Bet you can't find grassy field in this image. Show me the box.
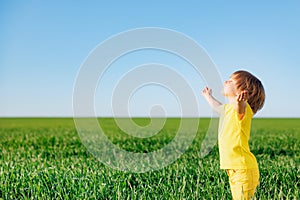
[1,118,299,199]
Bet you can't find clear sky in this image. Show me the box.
[1,1,300,117]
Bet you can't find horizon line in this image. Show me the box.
[1,116,299,119]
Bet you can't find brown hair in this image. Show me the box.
[231,70,265,114]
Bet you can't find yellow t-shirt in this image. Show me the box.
[218,103,258,169]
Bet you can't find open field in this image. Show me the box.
[1,118,299,199]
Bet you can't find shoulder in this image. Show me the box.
[222,104,233,111]
[246,102,254,116]
[238,102,254,122]
[219,104,233,116]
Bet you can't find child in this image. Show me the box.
[202,70,265,200]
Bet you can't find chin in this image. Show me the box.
[221,90,226,96]
[222,92,230,97]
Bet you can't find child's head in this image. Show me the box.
[231,70,265,114]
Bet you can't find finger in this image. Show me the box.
[244,91,249,99]
[237,93,242,101]
[240,93,246,101]
[203,87,209,92]
[242,90,248,101]
[240,94,244,101]
[237,92,245,102]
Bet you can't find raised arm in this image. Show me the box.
[202,87,222,114]
[235,90,248,120]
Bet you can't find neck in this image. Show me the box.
[226,96,237,104]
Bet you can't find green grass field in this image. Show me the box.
[1,118,299,199]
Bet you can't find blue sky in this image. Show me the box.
[1,1,300,117]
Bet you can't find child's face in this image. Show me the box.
[222,78,238,97]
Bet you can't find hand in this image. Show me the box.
[202,87,212,97]
[237,90,249,102]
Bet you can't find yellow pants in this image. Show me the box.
[226,168,259,200]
